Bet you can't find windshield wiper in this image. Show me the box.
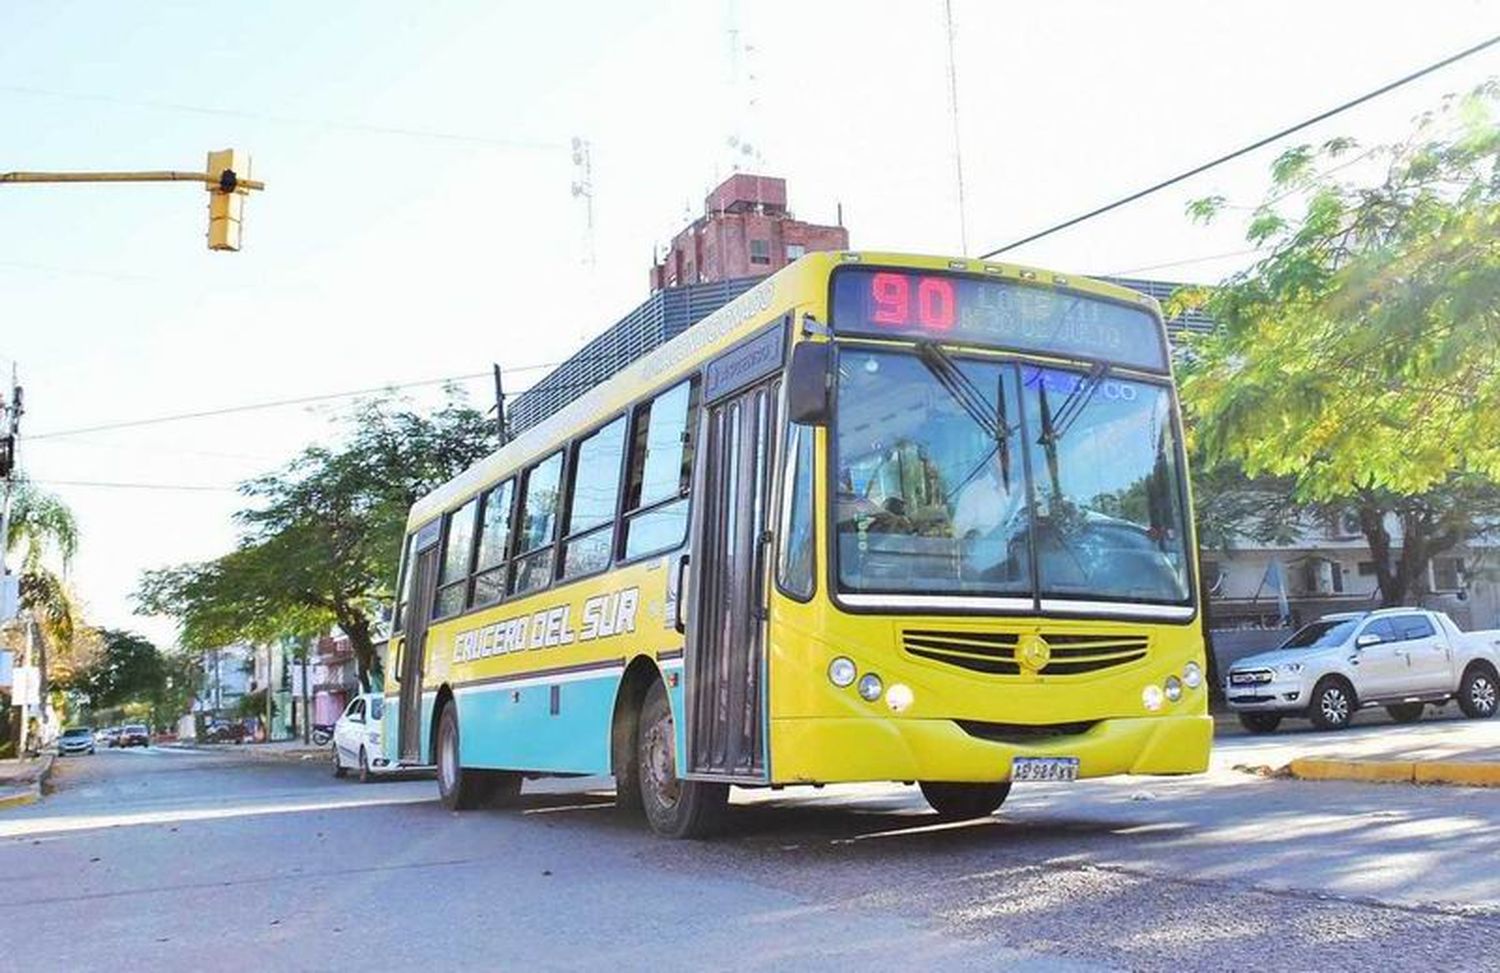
[916,343,1013,491]
[1047,361,1110,442]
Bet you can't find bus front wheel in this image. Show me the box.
[437,702,521,810]
[919,781,1012,820]
[638,680,727,839]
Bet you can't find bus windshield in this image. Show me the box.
[834,347,1192,605]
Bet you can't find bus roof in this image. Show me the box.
[405,251,1162,529]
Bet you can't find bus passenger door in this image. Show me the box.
[684,379,778,781]
[399,539,440,764]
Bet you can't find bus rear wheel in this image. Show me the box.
[919,781,1012,820]
[436,702,522,810]
[638,680,727,839]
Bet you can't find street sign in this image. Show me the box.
[10,664,38,706]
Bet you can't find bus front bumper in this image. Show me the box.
[769,713,1212,785]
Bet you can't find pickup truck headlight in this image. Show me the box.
[1278,663,1304,674]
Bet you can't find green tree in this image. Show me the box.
[1179,83,1500,606]
[3,476,82,709]
[138,391,495,688]
[67,629,164,711]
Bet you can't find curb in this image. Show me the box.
[1288,757,1500,788]
[0,753,55,810]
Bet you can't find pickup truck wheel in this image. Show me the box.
[1309,677,1355,730]
[1457,664,1498,719]
[1237,713,1282,734]
[1385,702,1425,724]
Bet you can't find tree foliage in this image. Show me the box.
[138,391,496,687]
[1179,84,1500,605]
[2,476,83,697]
[66,629,163,711]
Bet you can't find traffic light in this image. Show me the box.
[205,149,251,251]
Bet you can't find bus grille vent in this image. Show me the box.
[901,630,1147,676]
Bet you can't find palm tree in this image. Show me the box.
[3,477,79,717]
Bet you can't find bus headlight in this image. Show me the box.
[858,673,883,702]
[885,683,914,713]
[828,657,857,688]
[1164,676,1183,703]
[1142,684,1165,712]
[1182,662,1203,689]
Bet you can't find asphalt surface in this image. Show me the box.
[2,730,1497,973]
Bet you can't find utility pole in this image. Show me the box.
[0,151,266,251]
[1,369,23,755]
[491,364,509,447]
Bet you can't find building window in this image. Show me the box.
[785,243,806,261]
[749,239,771,265]
[1357,560,1378,577]
[1432,556,1465,591]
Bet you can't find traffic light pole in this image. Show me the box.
[0,170,264,189]
[0,151,266,251]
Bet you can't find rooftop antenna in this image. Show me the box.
[570,135,596,342]
[943,0,969,254]
[724,0,763,174]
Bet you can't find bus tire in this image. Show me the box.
[919,781,1012,820]
[437,702,502,811]
[638,680,727,839]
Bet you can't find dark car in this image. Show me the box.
[118,724,150,748]
[202,719,246,744]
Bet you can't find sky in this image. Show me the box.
[2,0,1497,648]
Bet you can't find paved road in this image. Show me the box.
[2,736,1497,972]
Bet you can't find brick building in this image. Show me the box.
[648,173,848,292]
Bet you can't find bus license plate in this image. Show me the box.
[1011,757,1079,782]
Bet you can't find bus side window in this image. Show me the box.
[777,423,816,599]
[511,451,564,595]
[470,478,515,608]
[393,533,415,632]
[621,379,699,560]
[434,498,478,619]
[561,416,627,579]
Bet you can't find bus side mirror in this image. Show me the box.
[786,342,832,426]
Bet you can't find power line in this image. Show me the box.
[1099,247,1269,278]
[30,479,237,493]
[977,32,1500,259]
[25,352,636,440]
[0,83,566,152]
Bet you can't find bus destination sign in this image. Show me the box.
[830,268,1167,372]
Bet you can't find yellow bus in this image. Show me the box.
[385,251,1211,837]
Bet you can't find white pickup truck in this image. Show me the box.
[1225,608,1500,732]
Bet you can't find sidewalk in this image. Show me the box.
[0,753,55,809]
[167,738,329,762]
[1214,708,1500,787]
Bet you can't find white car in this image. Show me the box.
[331,694,393,782]
[1226,608,1500,732]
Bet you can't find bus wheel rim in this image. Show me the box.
[644,708,680,809]
[440,721,457,792]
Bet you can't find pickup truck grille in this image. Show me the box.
[901,629,1148,676]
